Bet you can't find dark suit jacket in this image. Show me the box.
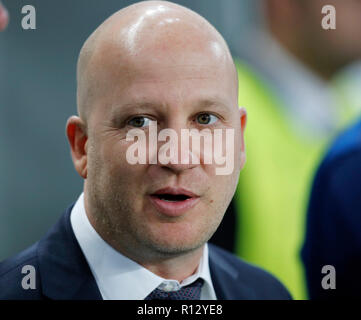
[0,204,292,300]
[301,119,361,299]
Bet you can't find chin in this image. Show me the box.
[143,225,211,255]
[148,239,204,257]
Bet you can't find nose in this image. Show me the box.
[156,121,201,173]
[159,149,199,173]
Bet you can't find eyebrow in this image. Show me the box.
[110,98,232,119]
[196,98,232,112]
[109,102,161,120]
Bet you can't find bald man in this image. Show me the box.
[0,1,291,300]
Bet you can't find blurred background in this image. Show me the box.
[1,0,361,300]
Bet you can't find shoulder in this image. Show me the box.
[0,242,43,300]
[321,119,361,172]
[328,119,361,157]
[312,119,361,205]
[304,119,361,247]
[208,244,292,300]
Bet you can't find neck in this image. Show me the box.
[106,234,205,282]
[141,246,204,282]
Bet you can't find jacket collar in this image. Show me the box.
[37,204,102,300]
[208,244,257,300]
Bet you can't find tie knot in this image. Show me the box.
[145,278,204,300]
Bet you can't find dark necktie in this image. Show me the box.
[145,278,204,300]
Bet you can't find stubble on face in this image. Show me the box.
[84,131,230,262]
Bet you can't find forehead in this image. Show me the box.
[85,12,238,121]
[104,60,236,118]
[108,38,233,89]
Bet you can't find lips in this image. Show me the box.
[149,187,200,217]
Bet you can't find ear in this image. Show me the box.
[239,107,247,169]
[66,116,88,179]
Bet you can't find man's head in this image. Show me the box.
[67,1,246,263]
[266,0,361,79]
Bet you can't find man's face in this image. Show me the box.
[82,26,244,259]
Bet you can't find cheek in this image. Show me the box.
[212,174,237,204]
[206,127,241,178]
[88,136,143,185]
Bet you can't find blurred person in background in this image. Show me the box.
[301,117,361,299]
[0,1,8,31]
[229,0,361,299]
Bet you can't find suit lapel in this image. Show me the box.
[37,204,102,300]
[208,244,257,300]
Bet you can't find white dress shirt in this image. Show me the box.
[70,193,217,300]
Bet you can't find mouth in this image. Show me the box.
[152,194,192,202]
[148,187,200,217]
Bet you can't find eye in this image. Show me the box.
[128,116,152,128]
[196,113,219,125]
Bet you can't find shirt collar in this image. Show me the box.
[70,193,216,300]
